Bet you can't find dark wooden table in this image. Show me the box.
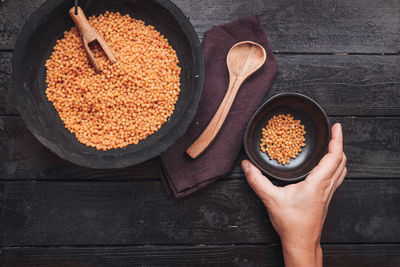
[1,0,399,266]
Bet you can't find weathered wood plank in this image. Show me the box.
[0,53,14,114]
[177,0,400,53]
[2,53,399,116]
[1,245,399,267]
[269,55,400,116]
[323,245,400,267]
[1,116,399,180]
[0,0,43,50]
[1,180,399,246]
[333,117,400,178]
[1,0,399,53]
[0,117,160,180]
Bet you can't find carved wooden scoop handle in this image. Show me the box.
[69,6,117,73]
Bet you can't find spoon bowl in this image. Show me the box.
[227,41,267,77]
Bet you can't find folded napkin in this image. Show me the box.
[160,15,278,198]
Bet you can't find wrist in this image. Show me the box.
[281,241,322,267]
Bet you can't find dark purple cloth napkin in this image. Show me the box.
[160,15,278,198]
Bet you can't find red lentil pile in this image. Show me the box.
[45,11,181,150]
[260,114,306,165]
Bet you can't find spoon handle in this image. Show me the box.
[186,76,243,159]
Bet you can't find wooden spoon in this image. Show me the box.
[186,41,267,159]
[69,6,117,73]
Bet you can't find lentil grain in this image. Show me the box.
[259,114,306,165]
[46,12,181,150]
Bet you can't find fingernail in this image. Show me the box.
[242,160,250,172]
[336,123,342,130]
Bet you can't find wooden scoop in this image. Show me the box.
[186,41,267,159]
[69,6,117,73]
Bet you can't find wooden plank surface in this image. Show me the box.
[1,0,400,264]
[2,52,399,116]
[1,245,400,267]
[1,116,399,180]
[0,117,160,180]
[269,55,400,116]
[1,180,399,246]
[1,0,399,53]
[0,53,13,115]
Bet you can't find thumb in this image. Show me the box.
[242,160,278,204]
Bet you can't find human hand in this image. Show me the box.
[241,123,346,267]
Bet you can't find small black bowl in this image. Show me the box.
[244,93,330,182]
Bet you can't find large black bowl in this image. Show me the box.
[244,93,330,182]
[12,0,204,169]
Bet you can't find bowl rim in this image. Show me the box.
[243,92,331,182]
[12,0,204,169]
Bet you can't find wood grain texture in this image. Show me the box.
[1,245,400,267]
[1,117,399,180]
[0,117,160,180]
[0,0,43,50]
[0,52,14,114]
[1,180,399,246]
[269,55,400,116]
[1,0,399,263]
[1,53,399,116]
[1,0,399,53]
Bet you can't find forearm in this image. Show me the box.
[282,243,323,267]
